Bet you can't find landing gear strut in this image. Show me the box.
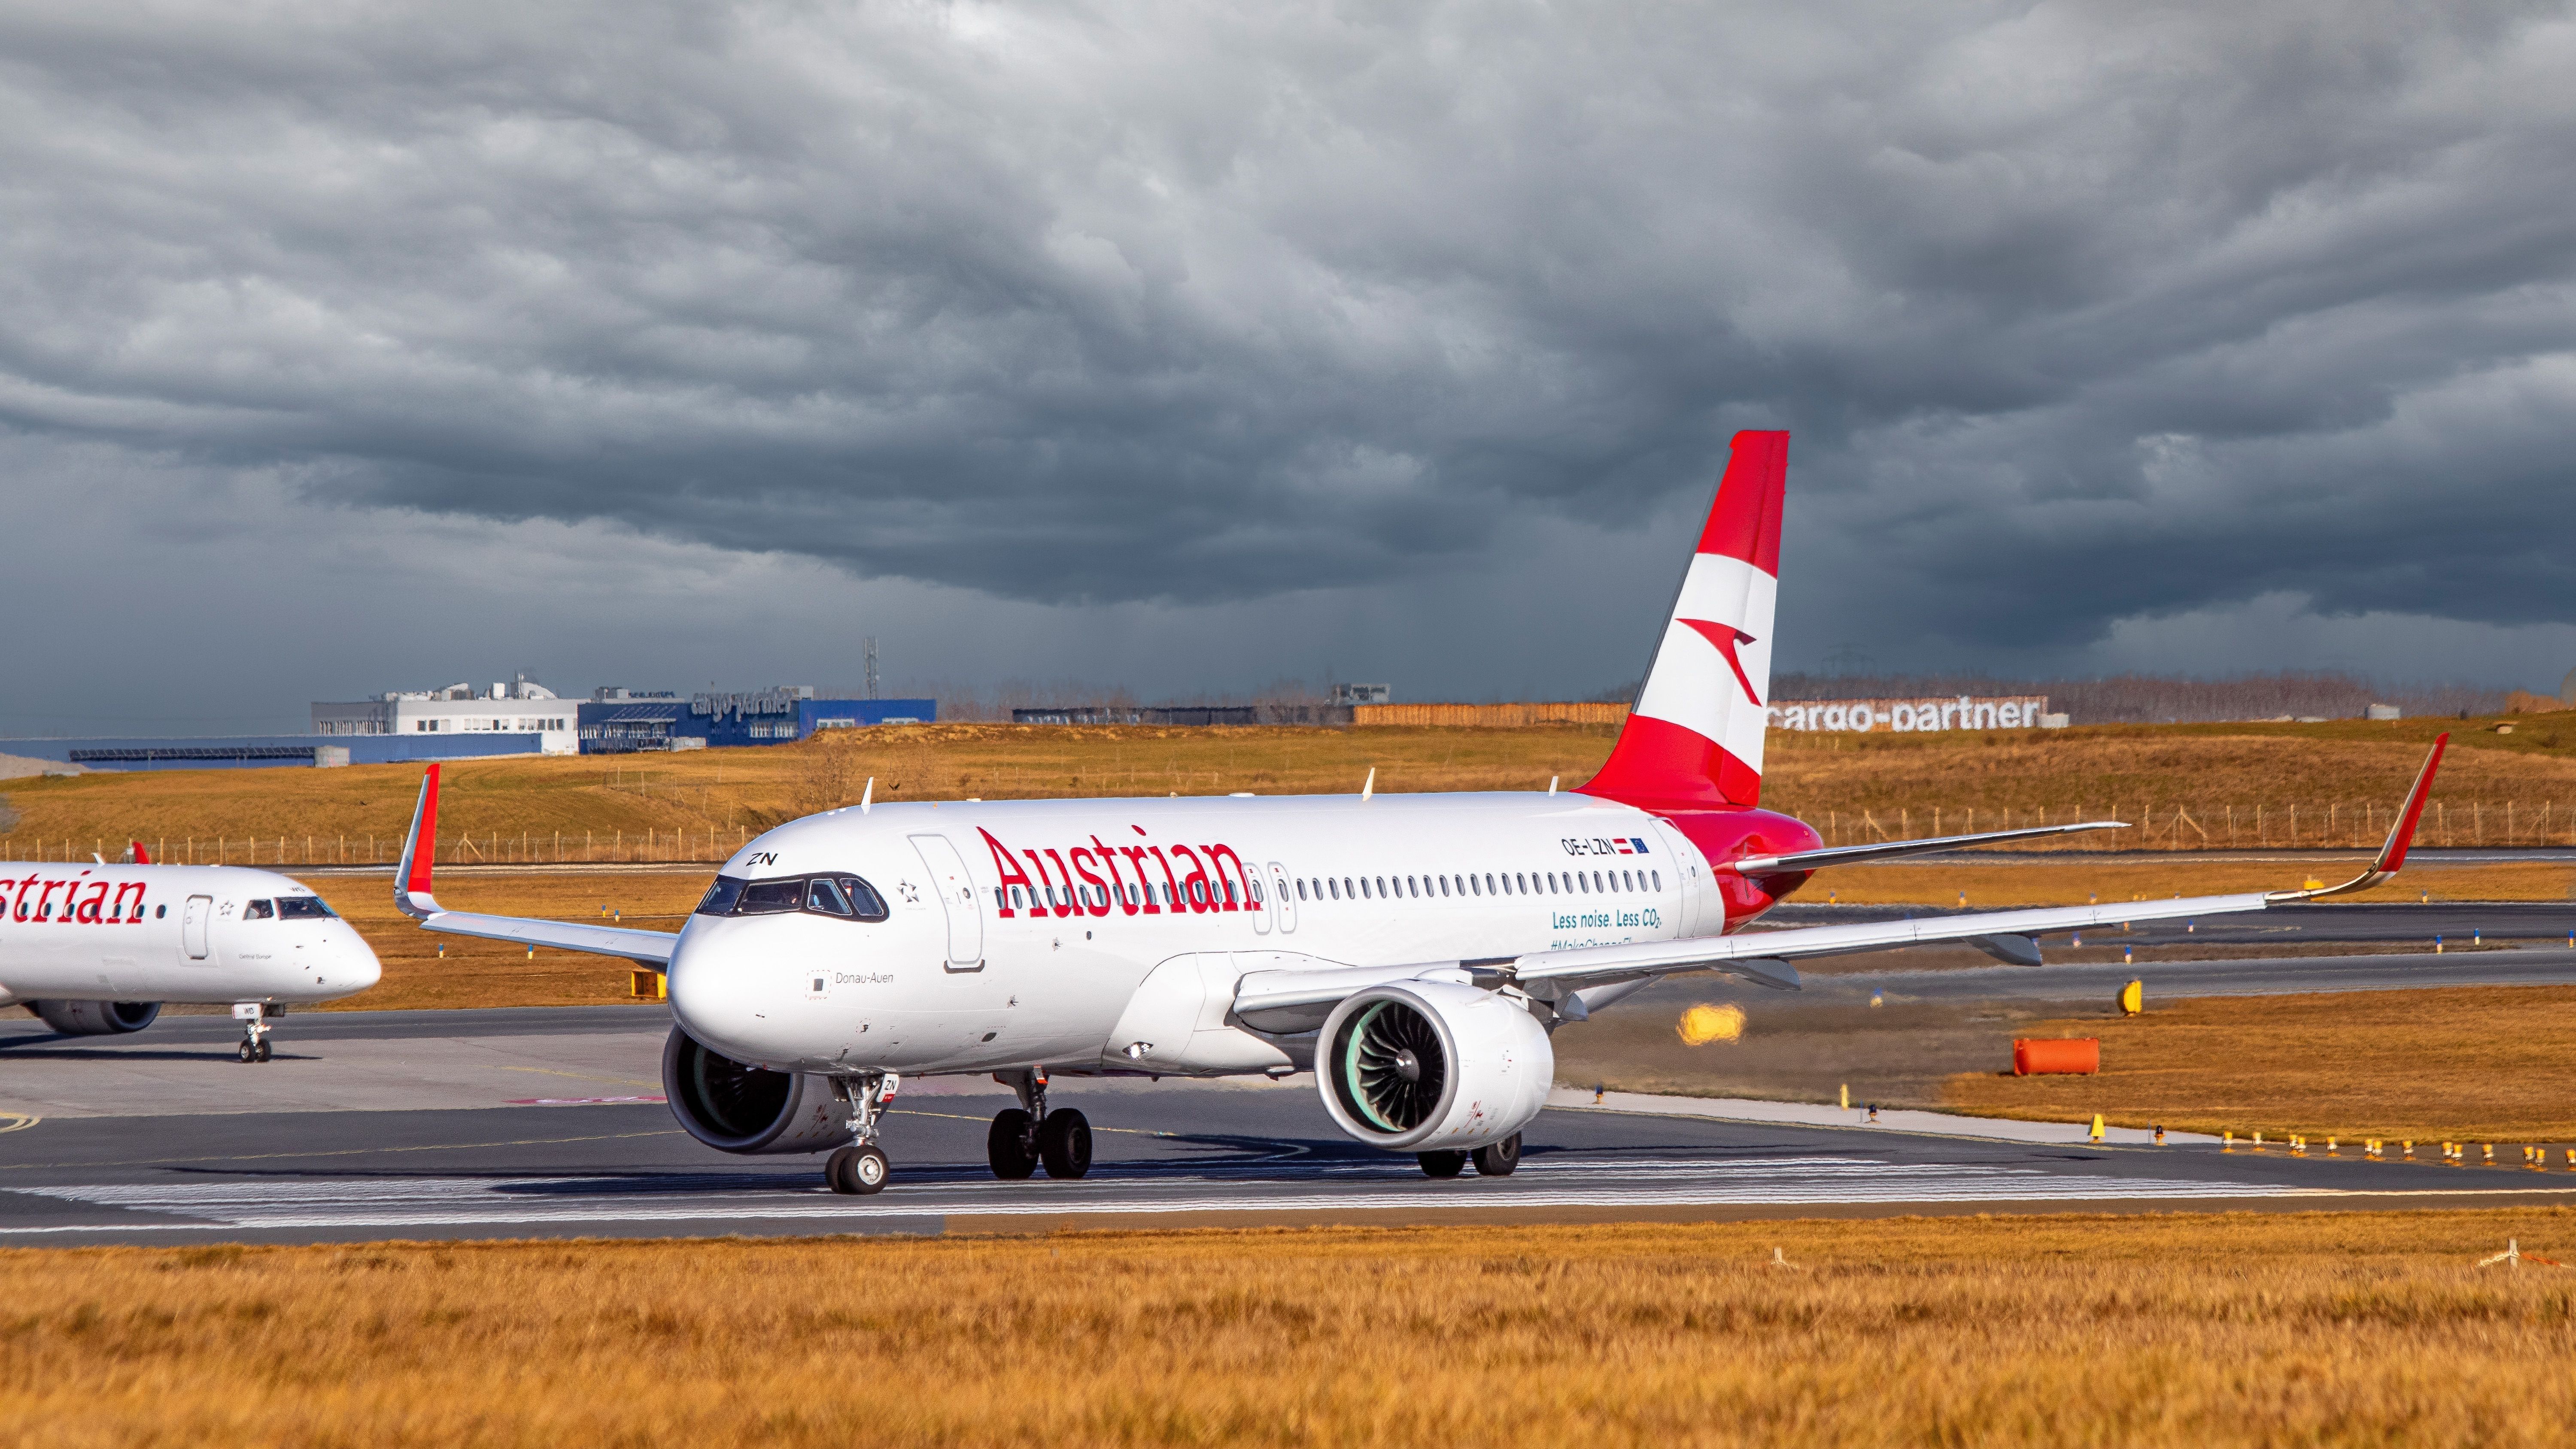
[232,1003,276,1063]
[824,1071,899,1195]
[988,1067,1091,1180]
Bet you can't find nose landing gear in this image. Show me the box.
[823,1071,899,1195]
[987,1067,1091,1180]
[231,1003,277,1063]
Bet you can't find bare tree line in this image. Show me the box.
[828,667,2510,726]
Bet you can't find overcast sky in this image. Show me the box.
[3,1,2572,733]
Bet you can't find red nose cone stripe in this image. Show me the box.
[1576,714,1761,813]
[1692,430,1789,576]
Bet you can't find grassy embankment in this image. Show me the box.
[1557,982,2576,1142]
[6,1213,2575,1447]
[1941,985,2576,1143]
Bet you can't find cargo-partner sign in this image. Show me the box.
[1766,696,2053,733]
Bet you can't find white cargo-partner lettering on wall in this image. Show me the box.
[1766,697,2054,733]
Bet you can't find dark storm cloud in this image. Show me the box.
[1,1,2570,651]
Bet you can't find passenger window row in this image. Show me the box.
[1294,867,1659,903]
[999,871,1262,912]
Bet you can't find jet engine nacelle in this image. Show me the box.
[29,1000,161,1036]
[659,1025,854,1155]
[1316,980,1551,1153]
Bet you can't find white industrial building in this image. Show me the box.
[311,674,579,755]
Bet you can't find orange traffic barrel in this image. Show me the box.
[2013,1038,2101,1076]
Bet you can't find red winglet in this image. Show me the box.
[129,840,150,865]
[2374,732,2448,875]
[394,765,443,919]
[2267,733,2448,903]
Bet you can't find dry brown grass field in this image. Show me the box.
[6,1212,2574,1448]
[1760,718,2576,850]
[0,717,2571,866]
[1941,985,2576,1143]
[1558,983,2576,1141]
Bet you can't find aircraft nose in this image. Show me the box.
[324,925,383,993]
[345,932,384,991]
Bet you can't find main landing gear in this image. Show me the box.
[232,1003,277,1063]
[824,1071,899,1195]
[1417,1132,1522,1179]
[987,1067,1091,1181]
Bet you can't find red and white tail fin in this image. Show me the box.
[1580,430,1787,813]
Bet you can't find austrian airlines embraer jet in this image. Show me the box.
[2,844,382,1060]
[391,430,2447,1195]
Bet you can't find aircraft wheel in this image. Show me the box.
[1038,1108,1092,1180]
[987,1108,1039,1180]
[828,1145,890,1195]
[1471,1132,1522,1176]
[255,1039,273,1063]
[237,1041,256,1064]
[1418,1150,1467,1179]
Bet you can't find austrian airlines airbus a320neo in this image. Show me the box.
[389,430,2448,1194]
[2,844,382,1059]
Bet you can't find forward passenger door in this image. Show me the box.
[181,895,213,961]
[908,835,984,970]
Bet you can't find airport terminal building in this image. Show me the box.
[1,677,936,771]
[579,687,935,753]
[311,676,580,755]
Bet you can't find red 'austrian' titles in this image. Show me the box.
[977,826,1254,919]
[0,872,148,924]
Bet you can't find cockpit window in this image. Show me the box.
[737,879,805,915]
[696,873,889,923]
[242,899,275,920]
[839,876,889,921]
[276,897,336,919]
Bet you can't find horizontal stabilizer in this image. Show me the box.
[1725,819,2126,875]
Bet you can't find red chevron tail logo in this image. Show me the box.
[1681,618,1763,706]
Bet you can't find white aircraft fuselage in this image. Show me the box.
[0,864,381,1012]
[670,790,1716,1078]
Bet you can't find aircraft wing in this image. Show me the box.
[1514,732,2446,997]
[1232,734,2448,1023]
[392,764,681,967]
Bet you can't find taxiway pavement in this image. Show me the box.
[4,1005,2570,1245]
